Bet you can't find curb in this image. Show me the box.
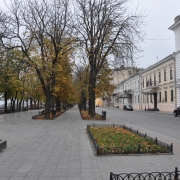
[134,110,172,115]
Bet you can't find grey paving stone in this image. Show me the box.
[9,177,24,180]
[53,177,67,180]
[23,177,39,180]
[38,176,54,180]
[25,172,41,177]
[0,107,180,180]
[40,172,55,177]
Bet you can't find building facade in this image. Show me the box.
[140,54,176,112]
[169,15,180,107]
[102,66,142,107]
[103,15,180,112]
[112,73,141,110]
[112,55,176,112]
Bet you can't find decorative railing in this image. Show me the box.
[87,124,173,156]
[146,81,158,87]
[110,167,179,180]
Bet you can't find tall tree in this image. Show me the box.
[0,0,74,118]
[75,0,144,117]
[95,61,115,99]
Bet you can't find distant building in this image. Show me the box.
[113,73,141,110]
[112,66,143,86]
[102,66,143,107]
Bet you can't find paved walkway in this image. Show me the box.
[0,106,179,180]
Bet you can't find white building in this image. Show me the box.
[140,54,176,112]
[169,15,180,107]
[112,73,141,110]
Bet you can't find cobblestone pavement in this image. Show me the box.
[0,106,179,180]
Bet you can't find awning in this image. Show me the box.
[119,94,132,98]
[112,93,117,96]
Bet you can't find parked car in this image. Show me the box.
[173,106,180,117]
[123,105,133,111]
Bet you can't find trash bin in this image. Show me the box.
[102,110,106,119]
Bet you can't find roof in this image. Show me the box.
[139,54,174,74]
[169,15,180,31]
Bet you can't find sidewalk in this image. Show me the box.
[108,106,173,115]
[0,106,179,180]
[135,109,173,115]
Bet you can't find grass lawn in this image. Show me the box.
[89,126,170,154]
[80,110,104,120]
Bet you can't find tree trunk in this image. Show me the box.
[16,99,19,111]
[37,100,39,109]
[88,73,96,117]
[18,100,22,111]
[44,87,51,119]
[51,96,55,117]
[4,91,7,113]
[81,91,86,110]
[10,99,13,111]
[12,100,15,112]
[30,97,33,109]
[55,98,61,112]
[26,100,29,110]
[34,101,37,109]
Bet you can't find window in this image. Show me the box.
[159,92,161,102]
[150,76,152,86]
[159,72,161,83]
[170,67,173,80]
[135,96,136,103]
[171,90,174,102]
[138,95,139,103]
[165,91,167,102]
[135,82,136,89]
[146,77,148,87]
[154,74,156,86]
[150,94,152,103]
[164,69,166,81]
[143,79,144,88]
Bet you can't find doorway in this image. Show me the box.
[154,93,157,108]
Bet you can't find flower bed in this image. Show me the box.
[87,124,173,155]
[80,110,105,120]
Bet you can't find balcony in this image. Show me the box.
[124,89,133,94]
[146,81,158,89]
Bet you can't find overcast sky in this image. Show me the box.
[130,0,180,68]
[1,0,180,69]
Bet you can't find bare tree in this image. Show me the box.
[73,48,90,110]
[0,0,74,118]
[74,0,145,117]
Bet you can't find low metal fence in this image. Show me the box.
[32,110,45,119]
[110,167,179,180]
[87,124,173,156]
